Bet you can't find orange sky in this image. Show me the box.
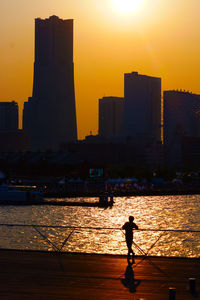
[0,0,200,139]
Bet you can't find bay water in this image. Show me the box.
[0,195,199,257]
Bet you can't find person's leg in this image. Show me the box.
[127,239,135,262]
[129,242,135,263]
[126,239,130,256]
[126,239,133,256]
[130,246,134,255]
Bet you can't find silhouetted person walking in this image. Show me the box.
[122,216,138,260]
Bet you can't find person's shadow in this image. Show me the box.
[121,258,141,293]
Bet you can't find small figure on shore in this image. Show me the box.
[109,192,114,206]
[104,192,109,204]
[122,216,138,260]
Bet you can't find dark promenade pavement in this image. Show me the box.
[0,249,199,300]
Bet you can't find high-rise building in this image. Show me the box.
[0,130,28,152]
[0,101,18,130]
[23,15,77,151]
[124,72,161,143]
[99,96,124,138]
[163,90,200,167]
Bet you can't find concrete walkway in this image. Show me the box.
[0,250,199,300]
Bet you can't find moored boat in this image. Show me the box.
[0,183,43,204]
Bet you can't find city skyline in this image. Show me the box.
[0,0,200,139]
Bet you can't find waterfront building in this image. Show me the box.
[163,90,200,168]
[23,15,77,151]
[181,136,200,170]
[124,71,161,143]
[61,138,163,170]
[0,101,18,130]
[99,96,124,138]
[0,130,28,152]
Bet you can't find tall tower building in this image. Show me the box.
[163,90,200,167]
[23,15,77,151]
[0,101,18,130]
[124,72,161,143]
[99,96,124,138]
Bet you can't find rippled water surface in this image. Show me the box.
[0,195,200,257]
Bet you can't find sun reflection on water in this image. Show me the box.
[0,195,199,257]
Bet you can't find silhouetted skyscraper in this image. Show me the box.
[99,96,124,138]
[163,90,200,167]
[0,101,18,130]
[124,72,161,143]
[23,15,77,151]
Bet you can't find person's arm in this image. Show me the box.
[122,222,126,230]
[133,223,138,230]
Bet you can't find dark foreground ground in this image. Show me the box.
[0,249,199,300]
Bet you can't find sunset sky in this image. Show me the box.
[0,0,200,139]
